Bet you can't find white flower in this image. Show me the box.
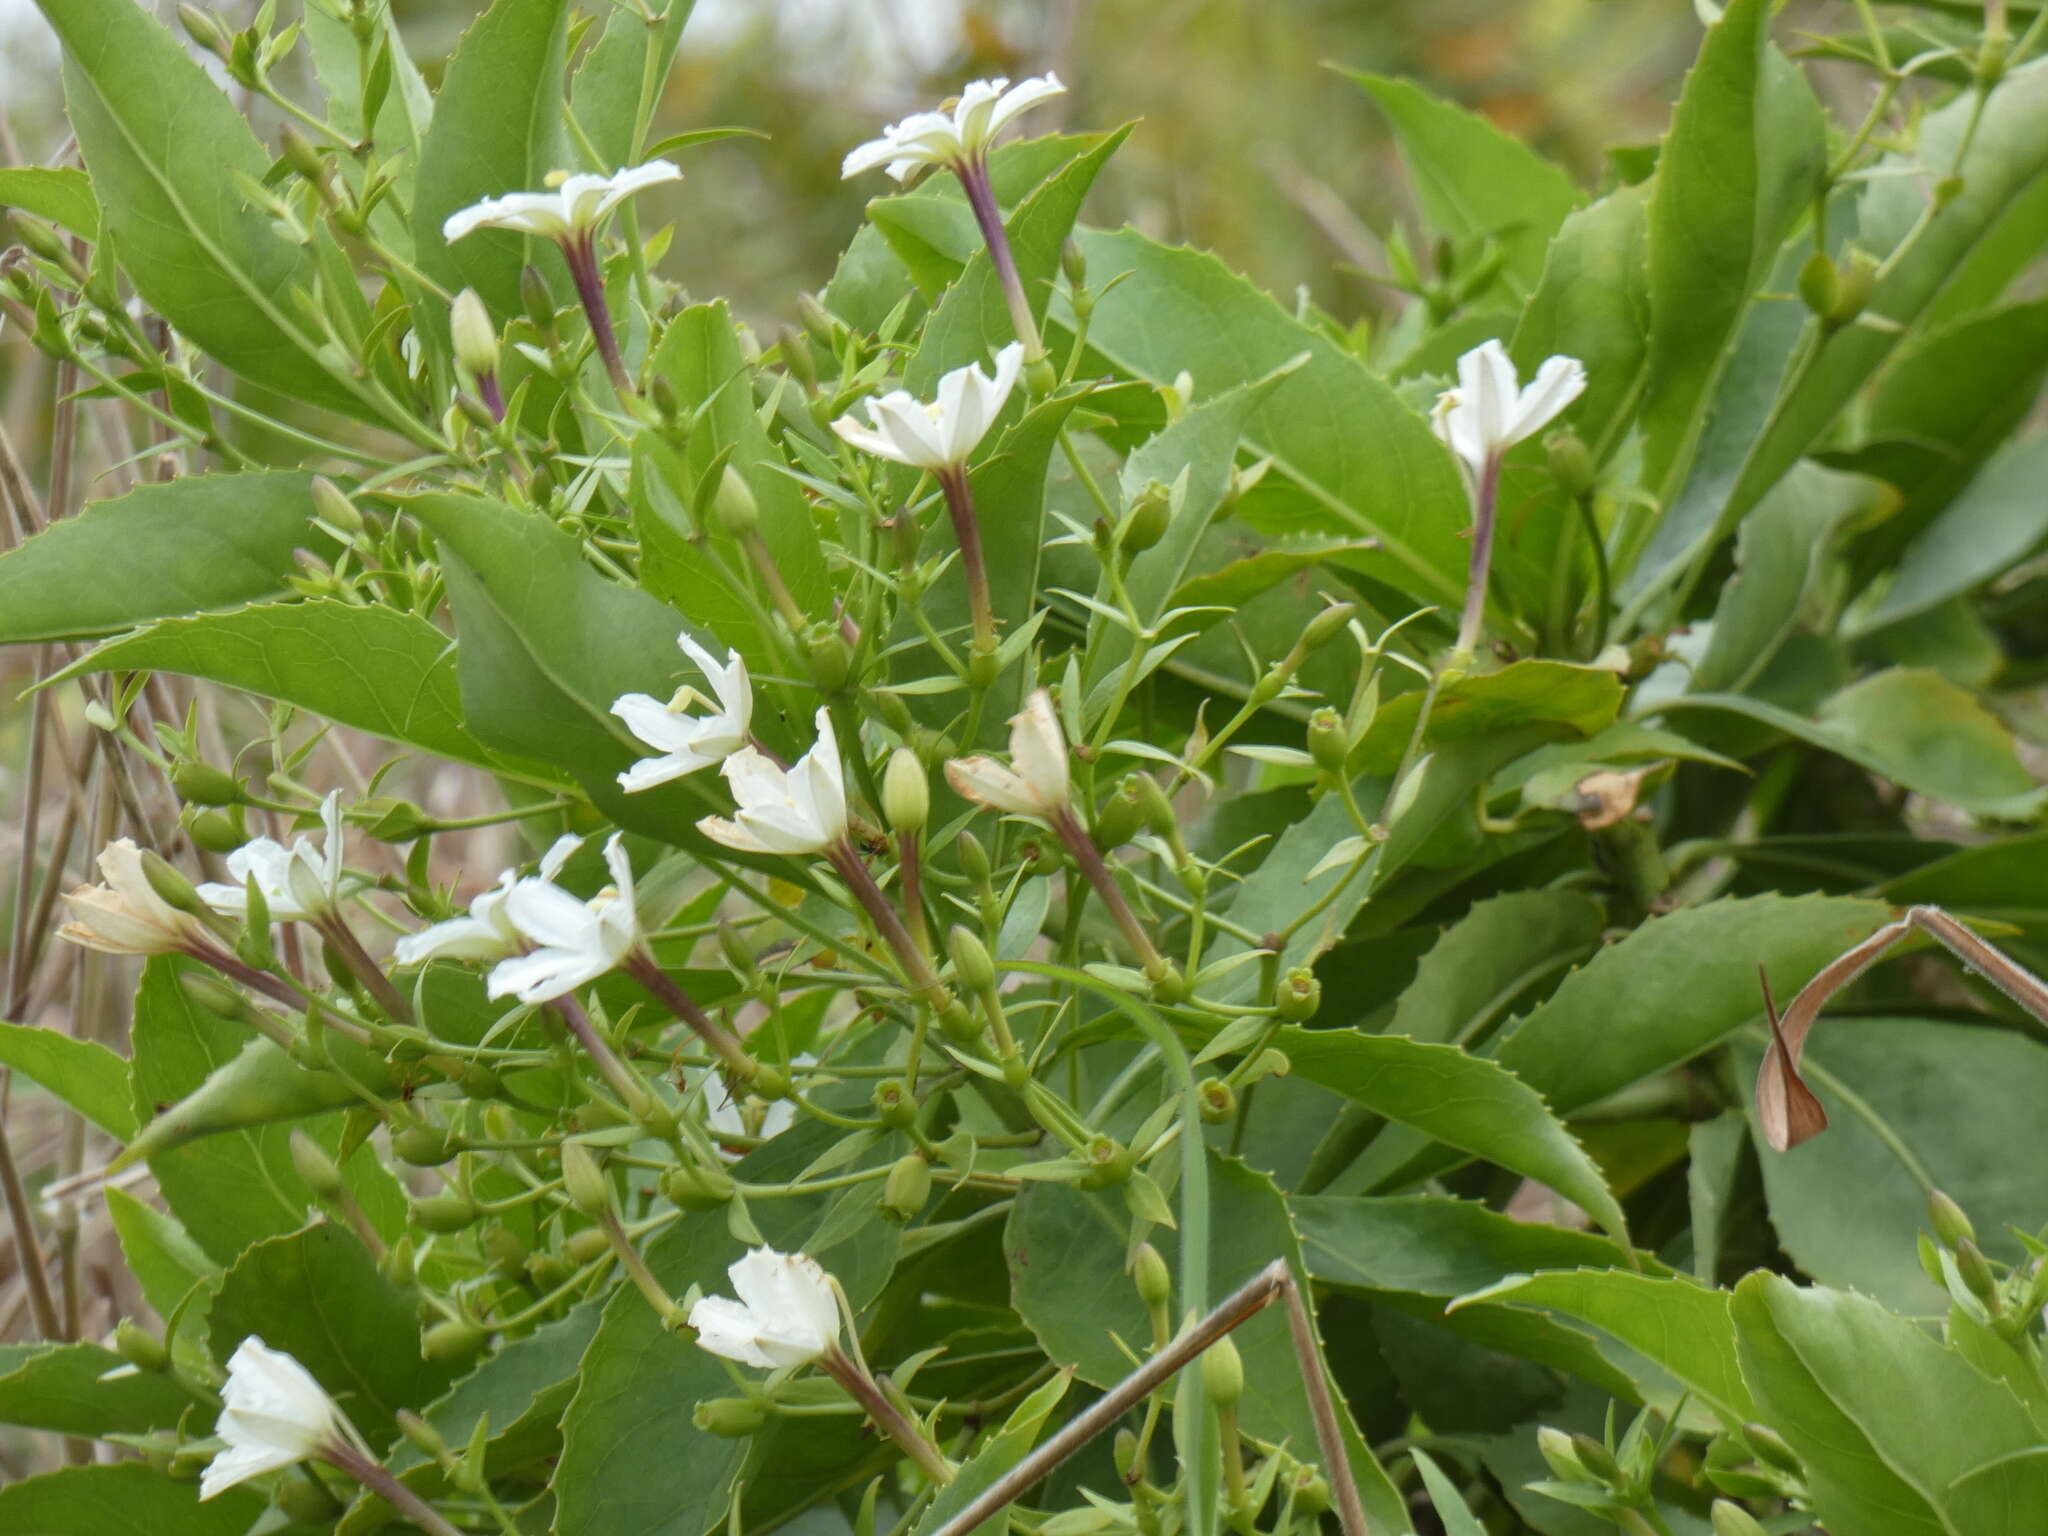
[612,632,753,792]
[486,834,640,1003]
[395,835,581,967]
[442,161,681,245]
[830,344,1024,471]
[944,690,1071,821]
[698,708,849,856]
[1429,339,1586,485]
[196,792,346,922]
[58,839,207,956]
[200,1338,365,1500]
[842,75,1066,182]
[688,1246,841,1369]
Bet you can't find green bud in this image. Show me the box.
[1831,249,1878,326]
[1060,238,1087,290]
[796,291,837,347]
[358,796,432,843]
[1112,1427,1140,1481]
[1928,1189,1976,1250]
[1196,1077,1235,1124]
[1956,1237,2000,1306]
[713,464,759,535]
[114,1318,168,1373]
[1300,602,1357,655]
[280,126,327,189]
[521,265,556,339]
[455,391,497,432]
[563,1226,613,1267]
[1547,429,1597,499]
[1537,1426,1594,1484]
[1247,662,1290,709]
[777,326,816,392]
[1200,1334,1244,1407]
[289,1129,346,1201]
[806,624,853,692]
[1710,1502,1768,1536]
[695,1396,770,1437]
[398,1409,447,1460]
[1307,708,1347,775]
[717,921,757,979]
[171,759,243,807]
[883,748,928,834]
[1274,967,1321,1022]
[663,1163,734,1211]
[948,926,996,994]
[422,1319,489,1366]
[1076,1135,1134,1189]
[1570,1433,1622,1486]
[938,999,983,1043]
[450,287,499,378]
[1129,772,1177,841]
[1918,1231,1948,1290]
[1741,1422,1800,1476]
[1290,1465,1331,1514]
[879,1153,932,1224]
[412,1195,477,1234]
[458,1062,502,1100]
[135,850,207,917]
[178,970,250,1021]
[650,374,681,424]
[176,2,230,56]
[8,212,75,273]
[309,475,364,536]
[392,1123,458,1167]
[481,1224,528,1278]
[274,1468,342,1521]
[1122,480,1172,553]
[381,1236,416,1288]
[188,808,247,854]
[1133,1242,1171,1309]
[1797,248,1840,318]
[1091,777,1143,849]
[561,1143,613,1218]
[1149,963,1188,1005]
[956,831,991,888]
[873,1080,917,1130]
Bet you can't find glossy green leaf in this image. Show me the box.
[1294,1196,1635,1300]
[36,0,371,416]
[1949,1449,2048,1535]
[1382,890,1605,1046]
[1351,659,1624,775]
[0,1463,265,1536]
[1859,436,2048,631]
[0,1341,195,1436]
[51,599,532,777]
[1456,1269,1753,1424]
[1732,1271,2040,1535]
[0,165,99,239]
[571,0,697,171]
[1737,1018,2048,1311]
[0,1020,137,1138]
[1343,72,1579,296]
[0,472,319,644]
[412,0,571,315]
[105,1186,216,1323]
[1279,1028,1628,1244]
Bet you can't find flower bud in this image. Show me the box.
[695,1396,770,1437]
[956,831,991,888]
[1570,1433,1622,1486]
[450,288,498,378]
[1797,248,1840,318]
[1196,1077,1236,1124]
[280,127,328,190]
[412,1195,477,1234]
[1710,1502,1768,1536]
[1831,250,1878,326]
[521,265,556,339]
[1928,1189,1975,1250]
[1955,1238,2000,1306]
[114,1319,168,1372]
[1547,429,1597,499]
[1537,1426,1594,1483]
[1740,1422,1800,1476]
[177,3,230,55]
[1061,238,1087,290]
[564,1227,613,1266]
[1274,967,1320,1022]
[308,475,364,537]
[289,1129,346,1201]
[178,970,251,1021]
[398,1409,447,1460]
[806,623,853,692]
[796,291,837,347]
[171,759,243,807]
[1091,778,1143,849]
[422,1319,489,1366]
[481,1225,528,1277]
[1307,708,1347,775]
[188,808,247,854]
[1129,773,1177,842]
[275,1467,342,1521]
[948,926,996,994]
[713,464,759,535]
[777,326,816,392]
[1122,480,1172,553]
[392,1122,457,1167]
[663,1163,734,1211]
[879,1153,931,1224]
[1290,1465,1331,1514]
[884,747,928,833]
[1200,1334,1243,1406]
[873,1080,917,1130]
[1112,1427,1140,1481]
[1300,602,1357,657]
[1133,1242,1171,1309]
[561,1143,613,1218]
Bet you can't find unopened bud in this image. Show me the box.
[948,926,996,993]
[1570,1433,1622,1486]
[806,624,853,692]
[176,3,229,56]
[1547,429,1596,499]
[1537,1426,1594,1483]
[521,265,556,338]
[560,1143,613,1218]
[1928,1189,1976,1250]
[777,326,816,392]
[279,127,327,189]
[1133,1242,1171,1309]
[714,465,759,535]
[1300,602,1357,656]
[1196,1077,1235,1123]
[392,1123,457,1167]
[1831,249,1878,326]
[1290,1465,1331,1514]
[879,1153,931,1224]
[695,1395,770,1436]
[114,1319,168,1373]
[412,1195,477,1234]
[796,291,836,347]
[1201,1334,1243,1406]
[564,1227,613,1267]
[883,748,928,833]
[1307,708,1347,775]
[717,921,757,979]
[188,809,247,854]
[1122,480,1172,553]
[956,831,991,888]
[1710,1502,1768,1536]
[422,1319,488,1365]
[178,971,250,1020]
[133,851,205,918]
[398,1410,447,1460]
[1956,1238,2000,1306]
[309,475,364,536]
[663,1163,733,1211]
[1089,778,1141,849]
[1113,1426,1140,1481]
[1741,1422,1800,1476]
[1797,248,1840,318]
[171,760,243,807]
[289,1129,346,1201]
[1274,967,1320,1022]
[1129,772,1177,841]
[450,287,498,378]
[8,211,72,270]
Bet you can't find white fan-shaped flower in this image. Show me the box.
[688,1246,842,1369]
[486,834,640,1003]
[1429,339,1586,484]
[830,344,1024,471]
[395,834,582,967]
[200,1338,365,1500]
[196,792,346,922]
[697,708,849,857]
[442,161,681,245]
[58,839,207,956]
[612,632,753,792]
[944,690,1071,821]
[841,75,1066,183]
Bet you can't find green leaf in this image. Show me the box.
[1278,1028,1628,1244]
[0,1020,137,1138]
[0,165,100,239]
[912,1371,1071,1536]
[50,599,538,777]
[412,0,571,316]
[303,0,432,212]
[1351,659,1625,775]
[105,1186,216,1323]
[1662,668,2047,818]
[1383,890,1606,1046]
[1065,227,1471,604]
[1949,1449,2048,1536]
[34,0,372,417]
[1008,1152,1410,1535]
[0,1341,195,1436]
[0,472,320,644]
[1342,72,1580,297]
[906,127,1129,386]
[553,1127,900,1536]
[1736,1018,2048,1311]
[1410,1448,1488,1536]
[1510,182,1651,459]
[1637,0,1824,501]
[1454,1269,1754,1424]
[571,0,697,171]
[1859,436,2048,631]
[1732,1271,2040,1535]
[210,1221,456,1449]
[0,1462,265,1536]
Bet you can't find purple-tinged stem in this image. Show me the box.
[562,234,634,397]
[1455,453,1504,657]
[819,1346,954,1485]
[956,161,1044,364]
[825,840,951,1012]
[1050,809,1165,978]
[936,466,997,660]
[477,371,506,422]
[325,1445,468,1536]
[551,993,655,1115]
[625,952,756,1083]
